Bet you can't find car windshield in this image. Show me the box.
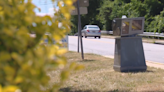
[88,26,99,29]
[88,27,99,29]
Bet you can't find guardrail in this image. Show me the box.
[101,31,113,35]
[139,32,164,38]
[101,31,164,38]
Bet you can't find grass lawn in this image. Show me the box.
[49,51,164,92]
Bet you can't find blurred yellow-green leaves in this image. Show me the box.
[1,85,21,92]
[0,0,83,91]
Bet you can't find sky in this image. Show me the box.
[32,0,57,16]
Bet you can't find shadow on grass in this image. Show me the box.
[60,88,129,92]
[80,59,96,62]
[121,70,154,73]
[60,88,92,92]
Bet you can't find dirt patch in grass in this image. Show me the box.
[49,51,164,92]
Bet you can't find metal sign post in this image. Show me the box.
[77,0,84,59]
[71,0,89,60]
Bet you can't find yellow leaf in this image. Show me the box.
[3,86,21,92]
[14,76,24,84]
[4,66,15,81]
[22,64,30,71]
[69,62,76,70]
[64,0,73,6]
[48,45,59,58]
[0,11,4,16]
[17,5,25,12]
[64,13,70,19]
[0,6,2,10]
[56,59,67,69]
[53,34,62,40]
[0,85,2,92]
[0,52,11,61]
[58,1,64,6]
[3,28,13,36]
[25,16,33,24]
[57,48,67,55]
[60,70,70,81]
[11,52,23,62]
[74,65,85,70]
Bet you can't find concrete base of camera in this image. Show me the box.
[113,37,147,72]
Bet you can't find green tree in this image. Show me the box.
[98,0,164,32]
[143,0,164,32]
[144,0,163,17]
[147,9,164,33]
[98,0,125,30]
[0,0,83,91]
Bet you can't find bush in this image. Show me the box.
[0,0,83,91]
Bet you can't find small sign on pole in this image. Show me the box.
[77,0,84,60]
[73,0,89,7]
[71,7,88,15]
[71,0,90,60]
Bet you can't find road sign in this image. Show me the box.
[73,0,89,7]
[71,7,88,15]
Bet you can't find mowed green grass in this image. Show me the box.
[51,51,164,92]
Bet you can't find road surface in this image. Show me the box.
[68,36,164,64]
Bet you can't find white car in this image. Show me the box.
[81,25,101,39]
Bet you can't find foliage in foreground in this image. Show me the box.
[0,0,83,92]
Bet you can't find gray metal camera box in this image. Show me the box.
[112,17,145,36]
[112,17,147,72]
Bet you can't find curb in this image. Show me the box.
[154,41,164,45]
[146,60,164,65]
[146,60,164,70]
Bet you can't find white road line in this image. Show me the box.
[71,36,114,44]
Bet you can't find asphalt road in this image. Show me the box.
[68,36,164,64]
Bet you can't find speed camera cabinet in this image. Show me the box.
[112,17,147,72]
